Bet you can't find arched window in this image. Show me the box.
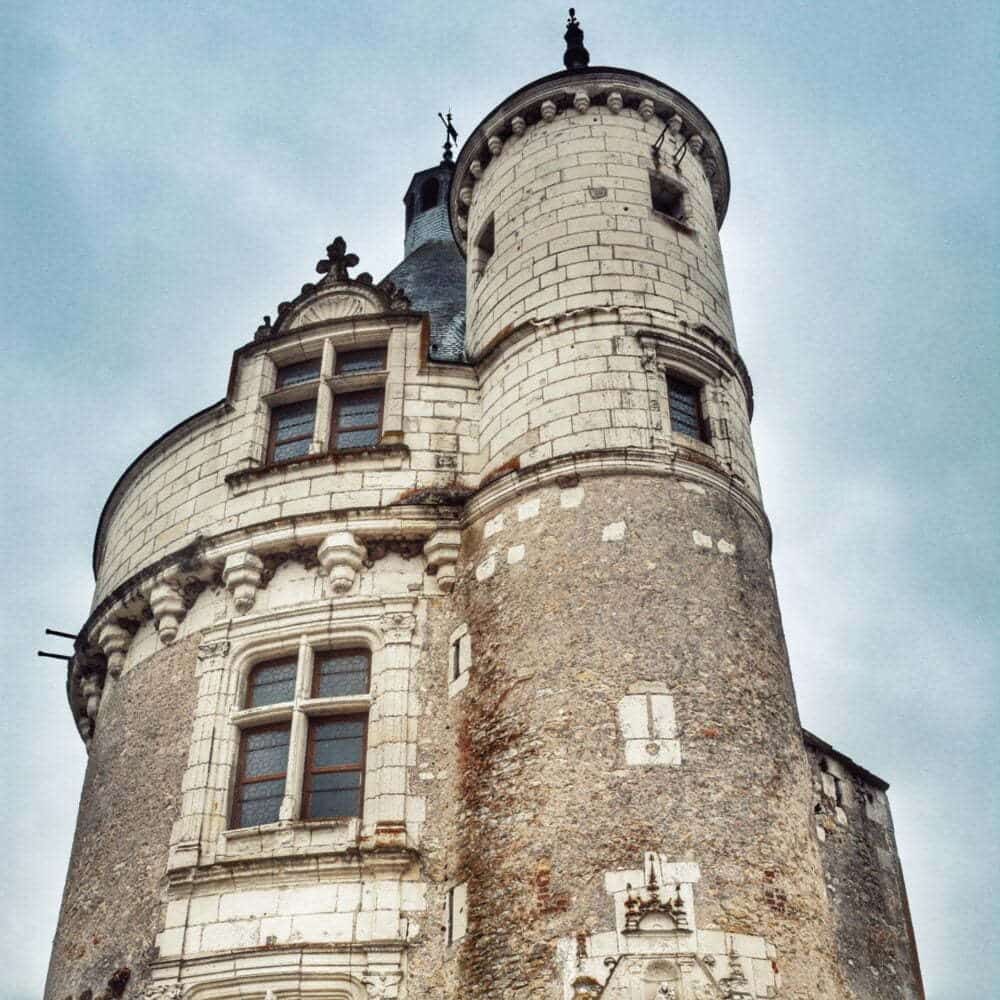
[231,647,372,828]
[419,176,440,212]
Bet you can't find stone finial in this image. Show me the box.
[573,90,591,114]
[510,115,526,136]
[318,530,366,595]
[315,236,359,281]
[149,571,185,644]
[96,621,131,679]
[563,7,590,70]
[469,160,483,179]
[424,528,462,592]
[688,134,704,155]
[606,91,623,114]
[667,114,683,135]
[540,99,558,123]
[222,550,264,614]
[487,134,503,156]
[638,98,656,121]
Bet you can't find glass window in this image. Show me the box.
[247,659,297,707]
[313,649,370,698]
[269,399,316,462]
[276,359,321,388]
[303,716,367,819]
[232,725,290,828]
[666,377,707,441]
[335,347,387,375]
[332,389,383,450]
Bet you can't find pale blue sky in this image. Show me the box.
[2,2,997,996]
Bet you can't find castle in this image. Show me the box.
[46,13,924,1000]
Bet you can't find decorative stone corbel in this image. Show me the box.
[540,99,557,123]
[687,134,704,155]
[638,98,655,121]
[487,133,503,156]
[606,91,623,114]
[469,159,483,179]
[318,530,366,595]
[510,115,526,136]
[149,570,185,644]
[424,528,461,593]
[456,214,468,233]
[667,113,683,135]
[573,90,591,113]
[459,186,473,207]
[81,674,103,724]
[222,550,264,614]
[96,621,131,679]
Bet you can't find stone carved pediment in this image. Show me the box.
[285,284,386,328]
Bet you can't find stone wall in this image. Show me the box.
[45,634,199,1000]
[430,473,850,999]
[805,735,925,1000]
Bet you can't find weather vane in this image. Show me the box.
[438,110,458,164]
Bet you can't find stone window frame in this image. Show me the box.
[168,595,419,871]
[636,329,726,460]
[447,622,472,698]
[229,641,374,830]
[445,881,469,946]
[259,328,402,467]
[648,170,695,234]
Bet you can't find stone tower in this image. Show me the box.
[46,13,923,1000]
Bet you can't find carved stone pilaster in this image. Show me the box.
[149,571,185,643]
[318,530,366,595]
[222,550,264,614]
[96,621,131,678]
[424,528,462,592]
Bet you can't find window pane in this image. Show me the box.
[312,733,365,768]
[236,778,285,827]
[336,397,381,428]
[306,787,362,819]
[311,770,362,792]
[272,438,312,462]
[334,428,380,450]
[248,660,297,707]
[242,727,290,777]
[273,400,316,442]
[314,649,370,697]
[335,347,386,374]
[276,359,321,387]
[667,379,705,441]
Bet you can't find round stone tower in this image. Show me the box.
[45,12,924,1000]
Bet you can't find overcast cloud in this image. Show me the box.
[2,2,996,997]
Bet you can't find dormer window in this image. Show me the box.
[268,399,317,463]
[419,176,440,211]
[332,389,383,451]
[276,359,321,388]
[335,347,386,375]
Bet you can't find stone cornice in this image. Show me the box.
[448,65,731,251]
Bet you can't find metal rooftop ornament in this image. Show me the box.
[438,110,458,164]
[563,7,590,70]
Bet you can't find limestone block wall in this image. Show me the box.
[461,99,733,358]
[805,737,925,1000]
[93,314,480,606]
[439,473,850,999]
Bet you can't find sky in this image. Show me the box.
[1,1,996,996]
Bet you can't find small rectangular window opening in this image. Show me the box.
[233,724,290,828]
[472,215,495,286]
[666,376,708,442]
[269,399,317,463]
[650,173,687,225]
[332,388,384,451]
[446,882,468,945]
[335,347,387,375]
[276,359,322,388]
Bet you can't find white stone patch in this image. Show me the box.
[507,544,526,565]
[447,882,468,944]
[602,521,627,542]
[484,513,505,538]
[617,692,680,766]
[692,530,713,549]
[816,824,827,842]
[517,496,540,521]
[558,851,779,1000]
[448,623,473,698]
[717,538,736,555]
[682,481,707,495]
[475,555,496,581]
[559,484,585,508]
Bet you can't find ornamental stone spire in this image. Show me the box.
[563,7,590,70]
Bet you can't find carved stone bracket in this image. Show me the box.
[222,550,264,614]
[96,621,132,678]
[423,528,462,592]
[318,530,366,595]
[147,570,186,644]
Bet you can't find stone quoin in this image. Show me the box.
[46,11,924,1000]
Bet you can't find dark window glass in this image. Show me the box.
[303,715,366,820]
[313,649,370,698]
[269,399,316,463]
[650,173,686,223]
[335,347,386,375]
[666,377,707,441]
[332,389,383,450]
[276,359,321,388]
[247,659,297,707]
[232,725,289,828]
